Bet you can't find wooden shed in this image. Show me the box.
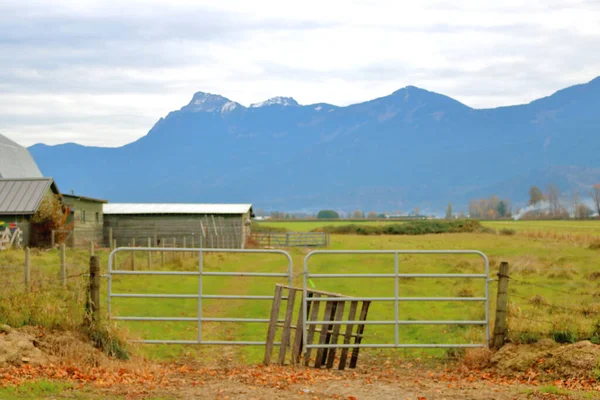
[61,193,107,247]
[103,203,253,249]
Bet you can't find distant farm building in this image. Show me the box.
[103,203,253,249]
[0,178,61,247]
[0,134,43,178]
[62,193,107,247]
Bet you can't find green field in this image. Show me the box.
[2,219,600,364]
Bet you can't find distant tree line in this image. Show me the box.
[468,196,512,219]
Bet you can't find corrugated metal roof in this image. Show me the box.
[0,178,57,215]
[0,134,43,178]
[104,203,252,215]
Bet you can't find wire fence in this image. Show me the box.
[506,274,600,342]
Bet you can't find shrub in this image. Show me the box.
[589,241,600,250]
[499,228,516,236]
[316,210,340,219]
[315,220,483,236]
[551,329,577,344]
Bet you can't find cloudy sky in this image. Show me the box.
[2,0,600,148]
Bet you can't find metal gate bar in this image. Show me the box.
[302,250,490,352]
[108,247,293,345]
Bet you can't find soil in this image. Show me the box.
[0,324,110,367]
[2,326,600,399]
[492,338,600,378]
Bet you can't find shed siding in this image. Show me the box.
[104,214,247,248]
[62,197,105,247]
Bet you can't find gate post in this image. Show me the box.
[493,262,510,349]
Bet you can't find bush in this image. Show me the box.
[315,220,483,236]
[316,210,340,219]
[499,228,516,236]
[551,329,578,344]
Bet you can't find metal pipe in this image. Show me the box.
[306,297,487,302]
[305,320,487,325]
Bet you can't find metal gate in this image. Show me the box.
[302,250,490,351]
[108,247,293,345]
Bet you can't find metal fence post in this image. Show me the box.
[493,262,510,350]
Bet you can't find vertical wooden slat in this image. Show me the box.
[349,301,371,369]
[277,288,297,365]
[263,285,284,365]
[304,292,322,366]
[326,301,346,369]
[338,301,358,370]
[292,291,313,364]
[314,300,335,368]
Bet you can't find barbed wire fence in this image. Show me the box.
[495,268,600,346]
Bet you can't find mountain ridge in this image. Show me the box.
[28,76,600,213]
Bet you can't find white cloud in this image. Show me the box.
[1,0,600,147]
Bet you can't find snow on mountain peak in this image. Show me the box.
[250,96,300,108]
[183,92,241,113]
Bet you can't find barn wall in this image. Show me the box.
[103,214,246,248]
[62,197,104,247]
[0,215,31,248]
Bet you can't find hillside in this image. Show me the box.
[29,77,600,213]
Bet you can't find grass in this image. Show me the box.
[2,219,600,364]
[0,380,75,399]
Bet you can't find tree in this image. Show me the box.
[575,204,593,220]
[317,210,340,219]
[592,184,600,216]
[367,211,378,219]
[445,203,453,219]
[570,190,581,218]
[497,201,507,217]
[546,183,560,217]
[351,210,364,219]
[529,186,544,205]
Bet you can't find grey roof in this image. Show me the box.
[0,178,59,215]
[0,134,43,178]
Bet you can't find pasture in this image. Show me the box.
[2,218,600,365]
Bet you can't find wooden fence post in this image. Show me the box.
[108,228,113,249]
[90,240,95,256]
[60,243,67,286]
[87,255,101,323]
[147,237,152,269]
[493,262,510,350]
[24,247,31,293]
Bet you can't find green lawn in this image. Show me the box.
[2,219,600,363]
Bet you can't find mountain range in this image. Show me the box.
[29,77,600,214]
